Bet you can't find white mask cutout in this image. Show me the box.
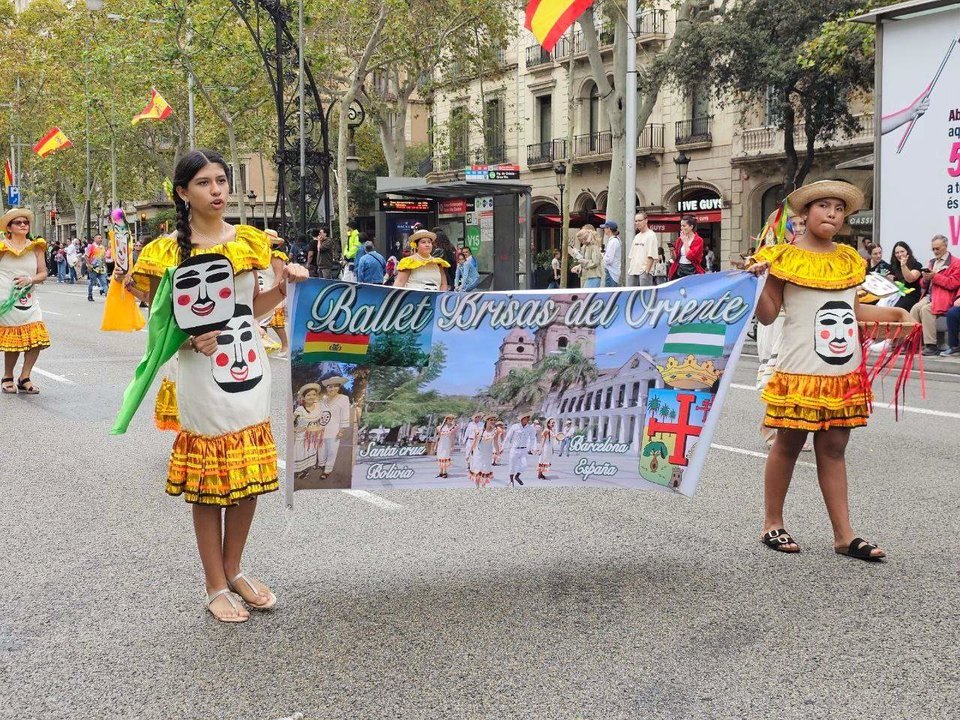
[813,300,856,366]
[210,304,264,393]
[172,253,236,335]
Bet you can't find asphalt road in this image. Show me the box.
[2,282,958,720]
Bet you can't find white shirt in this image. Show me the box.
[504,422,538,450]
[628,229,658,276]
[551,257,560,278]
[603,234,622,278]
[65,244,78,264]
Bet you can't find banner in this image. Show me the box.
[286,272,760,498]
[878,7,960,263]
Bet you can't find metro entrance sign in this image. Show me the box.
[465,164,521,181]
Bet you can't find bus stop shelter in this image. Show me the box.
[375,177,533,291]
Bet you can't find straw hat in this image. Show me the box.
[443,413,456,421]
[321,374,349,387]
[265,228,284,245]
[785,180,864,217]
[409,229,436,247]
[0,208,34,233]
[297,382,321,398]
[484,414,498,423]
[519,411,532,420]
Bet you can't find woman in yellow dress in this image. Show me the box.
[0,209,49,395]
[119,149,308,621]
[393,229,450,291]
[258,228,290,356]
[750,180,914,562]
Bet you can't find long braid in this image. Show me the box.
[174,194,192,263]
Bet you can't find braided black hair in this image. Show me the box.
[172,149,231,263]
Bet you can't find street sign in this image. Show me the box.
[7,185,19,206]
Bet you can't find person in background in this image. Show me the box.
[911,234,960,355]
[384,255,398,286]
[65,237,79,284]
[343,220,361,269]
[705,245,716,273]
[84,233,109,302]
[868,244,891,276]
[355,240,386,285]
[313,227,338,279]
[887,241,923,312]
[431,228,458,289]
[393,229,449,291]
[599,220,622,287]
[627,212,658,287]
[454,248,480,291]
[548,249,561,289]
[575,228,603,288]
[55,241,67,283]
[667,215,705,280]
[653,246,668,285]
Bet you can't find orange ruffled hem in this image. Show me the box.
[762,370,871,431]
[267,305,285,328]
[0,321,50,352]
[166,420,278,506]
[154,377,180,432]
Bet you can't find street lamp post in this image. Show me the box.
[247,189,258,228]
[554,160,566,242]
[673,151,690,213]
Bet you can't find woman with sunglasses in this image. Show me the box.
[0,209,49,395]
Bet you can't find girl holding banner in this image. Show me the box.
[0,209,49,395]
[119,149,308,622]
[750,181,916,563]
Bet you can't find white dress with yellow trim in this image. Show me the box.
[132,226,278,506]
[257,249,288,328]
[754,243,870,432]
[0,239,51,352]
[397,254,450,291]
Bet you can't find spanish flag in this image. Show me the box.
[131,88,173,126]
[525,0,594,52]
[3,160,12,190]
[33,127,73,158]
[303,330,370,362]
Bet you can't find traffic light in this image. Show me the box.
[49,209,57,223]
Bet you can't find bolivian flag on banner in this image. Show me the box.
[33,127,73,158]
[303,330,370,362]
[525,0,594,52]
[663,323,726,358]
[132,88,173,126]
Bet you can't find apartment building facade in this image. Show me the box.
[429,5,875,270]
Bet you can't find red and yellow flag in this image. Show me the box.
[3,160,12,190]
[33,127,73,158]
[525,0,594,52]
[303,331,370,362]
[131,88,173,126]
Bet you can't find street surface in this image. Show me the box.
[2,282,958,720]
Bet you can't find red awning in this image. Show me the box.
[645,210,721,234]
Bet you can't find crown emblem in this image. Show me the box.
[656,355,722,390]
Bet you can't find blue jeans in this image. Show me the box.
[87,271,108,298]
[583,277,601,288]
[67,264,77,283]
[946,306,960,348]
[604,270,619,287]
[57,259,67,282]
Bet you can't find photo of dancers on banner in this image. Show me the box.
[287,272,760,496]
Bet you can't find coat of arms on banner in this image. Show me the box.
[287,272,760,499]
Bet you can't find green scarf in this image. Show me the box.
[111,269,187,435]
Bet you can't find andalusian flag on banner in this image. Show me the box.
[303,330,370,362]
[3,160,13,190]
[525,0,594,52]
[132,88,173,126]
[663,323,726,358]
[33,127,73,158]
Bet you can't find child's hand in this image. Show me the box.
[747,261,769,277]
[191,330,221,356]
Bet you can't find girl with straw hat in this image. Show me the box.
[435,414,457,479]
[0,209,49,395]
[749,180,916,563]
[393,229,450,291]
[468,415,499,488]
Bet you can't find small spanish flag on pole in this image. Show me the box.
[525,0,594,52]
[131,88,173,126]
[3,160,12,190]
[33,127,73,158]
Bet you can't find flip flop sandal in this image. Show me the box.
[761,528,801,553]
[228,572,277,610]
[836,537,885,562]
[206,587,249,623]
[16,377,39,395]
[1,377,16,394]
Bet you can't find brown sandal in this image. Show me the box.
[1,377,16,394]
[17,377,39,395]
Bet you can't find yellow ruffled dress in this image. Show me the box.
[754,242,870,431]
[396,254,450,291]
[0,239,51,352]
[132,227,279,506]
[257,249,288,328]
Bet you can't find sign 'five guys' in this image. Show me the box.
[172,254,264,393]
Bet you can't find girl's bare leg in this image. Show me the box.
[763,428,809,548]
[813,428,884,558]
[274,326,288,352]
[193,505,248,620]
[19,347,41,381]
[223,497,273,603]
[3,351,19,380]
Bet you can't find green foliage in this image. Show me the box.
[488,343,600,413]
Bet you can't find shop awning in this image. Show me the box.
[646,210,721,233]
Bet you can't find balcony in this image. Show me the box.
[638,123,665,154]
[636,10,667,40]
[737,112,874,158]
[526,43,553,69]
[675,116,712,148]
[574,131,613,157]
[527,139,567,167]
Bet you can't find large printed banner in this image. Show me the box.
[879,6,960,263]
[286,272,760,498]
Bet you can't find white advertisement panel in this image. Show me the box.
[879,7,960,265]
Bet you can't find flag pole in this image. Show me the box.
[624,0,637,285]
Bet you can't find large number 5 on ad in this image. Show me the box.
[950,142,960,178]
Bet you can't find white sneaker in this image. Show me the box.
[868,340,890,355]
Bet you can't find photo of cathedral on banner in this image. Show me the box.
[285,273,761,498]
